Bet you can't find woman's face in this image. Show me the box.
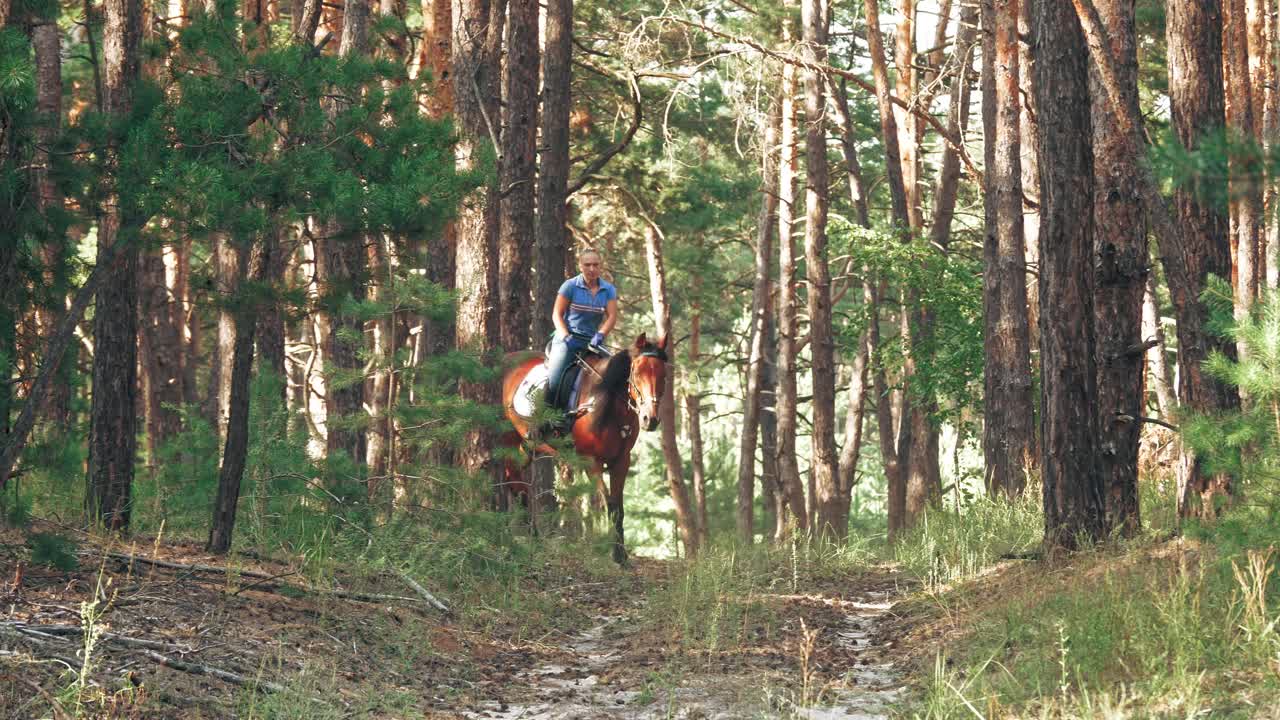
[579,253,603,283]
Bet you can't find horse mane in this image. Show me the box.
[588,351,633,432]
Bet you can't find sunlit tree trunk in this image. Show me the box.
[1032,0,1105,549]
[207,234,238,443]
[1225,0,1262,332]
[774,36,809,536]
[1143,270,1176,418]
[736,100,780,545]
[801,0,842,540]
[87,0,143,530]
[862,0,911,538]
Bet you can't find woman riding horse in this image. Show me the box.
[545,249,619,434]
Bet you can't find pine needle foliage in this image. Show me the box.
[1182,278,1280,499]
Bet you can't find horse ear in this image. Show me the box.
[657,334,669,351]
[634,332,648,349]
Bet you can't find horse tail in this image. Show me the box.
[589,352,632,432]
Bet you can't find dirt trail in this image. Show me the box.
[1,530,913,719]
[459,561,908,720]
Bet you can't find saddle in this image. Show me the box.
[510,346,606,420]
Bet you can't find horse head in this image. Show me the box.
[629,333,669,432]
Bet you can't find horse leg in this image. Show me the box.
[607,458,630,566]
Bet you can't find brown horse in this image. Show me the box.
[501,333,669,564]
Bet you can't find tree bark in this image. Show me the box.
[1032,0,1105,549]
[318,0,371,479]
[1225,0,1263,327]
[498,0,538,352]
[736,100,781,545]
[1143,269,1176,418]
[87,0,144,531]
[206,234,238,442]
[139,243,185,462]
[686,308,708,545]
[207,242,258,554]
[644,224,699,556]
[893,0,921,229]
[1165,0,1241,517]
[802,0,842,541]
[983,0,1035,499]
[453,0,504,485]
[256,228,289,397]
[774,41,809,536]
[1090,0,1145,536]
[32,14,73,429]
[421,0,456,357]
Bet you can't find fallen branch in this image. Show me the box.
[101,552,281,581]
[99,551,447,611]
[3,622,195,654]
[139,649,286,693]
[393,568,450,613]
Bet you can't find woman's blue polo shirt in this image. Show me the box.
[559,274,617,337]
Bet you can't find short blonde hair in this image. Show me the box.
[578,248,602,260]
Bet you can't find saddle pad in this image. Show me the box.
[511,362,587,419]
[512,363,550,418]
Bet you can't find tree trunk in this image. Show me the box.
[87,0,144,531]
[1032,0,1105,549]
[929,0,978,250]
[1261,0,1280,289]
[802,0,842,541]
[498,0,538,352]
[983,0,1035,499]
[318,0,371,479]
[529,0,571,517]
[1020,0,1043,430]
[207,234,238,442]
[893,0,921,229]
[1165,0,1241,517]
[421,0,456,356]
[864,0,911,229]
[838,331,869,494]
[686,308,708,545]
[863,0,912,537]
[453,0,503,485]
[1225,0,1263,329]
[736,100,781,545]
[139,244,184,462]
[644,224,700,556]
[32,14,73,429]
[256,228,289,397]
[774,42,809,536]
[1143,270,1176,418]
[366,235,394,502]
[1090,0,1145,536]
[207,243,259,554]
[761,302,783,541]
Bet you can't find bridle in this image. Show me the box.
[626,348,667,416]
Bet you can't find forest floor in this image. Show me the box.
[0,523,922,719]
